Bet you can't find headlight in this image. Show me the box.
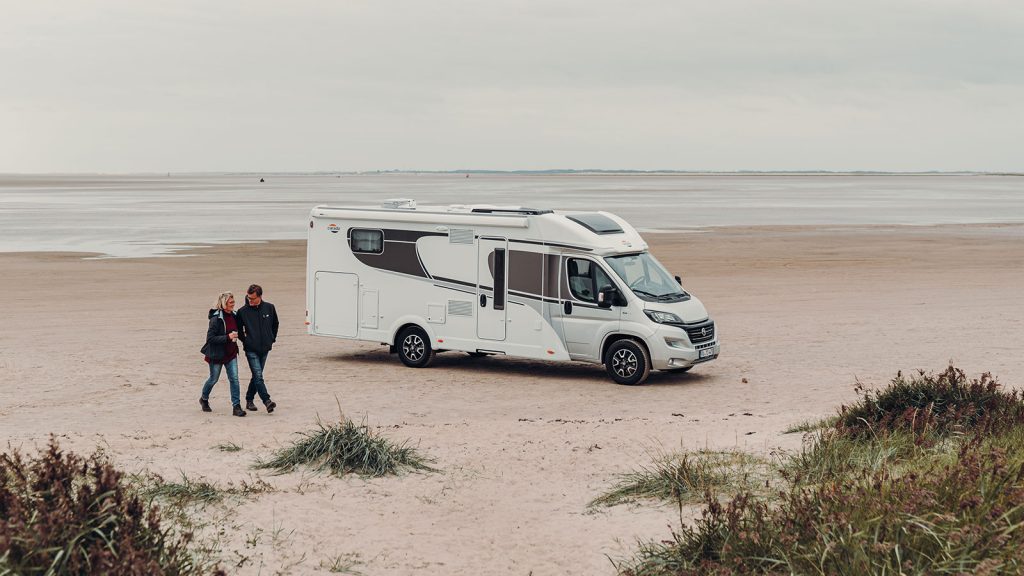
[644,310,683,324]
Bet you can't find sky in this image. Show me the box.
[2,1,1022,173]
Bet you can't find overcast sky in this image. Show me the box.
[2,1,1022,173]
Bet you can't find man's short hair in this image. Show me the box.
[247,284,263,297]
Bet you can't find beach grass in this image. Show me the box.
[781,415,836,434]
[0,438,224,575]
[254,408,436,478]
[615,366,1024,575]
[320,552,365,574]
[143,472,226,505]
[213,441,242,453]
[590,449,764,508]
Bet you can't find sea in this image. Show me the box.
[1,173,1022,258]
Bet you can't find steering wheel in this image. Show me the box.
[628,277,646,290]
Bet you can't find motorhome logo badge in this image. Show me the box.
[327,224,340,234]
[701,327,709,337]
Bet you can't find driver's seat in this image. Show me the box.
[567,259,592,300]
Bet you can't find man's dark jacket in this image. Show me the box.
[236,301,280,354]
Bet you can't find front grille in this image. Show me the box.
[681,320,715,344]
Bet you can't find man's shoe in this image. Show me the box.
[265,401,276,414]
[200,398,212,412]
[232,404,247,417]
[245,401,258,412]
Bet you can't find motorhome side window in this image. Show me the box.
[350,229,383,254]
[567,258,614,303]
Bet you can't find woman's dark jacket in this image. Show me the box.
[200,309,236,361]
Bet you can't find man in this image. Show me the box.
[236,283,279,413]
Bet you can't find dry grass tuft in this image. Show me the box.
[590,449,764,508]
[254,408,435,478]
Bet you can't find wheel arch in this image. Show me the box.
[600,332,651,364]
[388,316,435,347]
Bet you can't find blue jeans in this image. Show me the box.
[244,350,272,404]
[201,358,240,407]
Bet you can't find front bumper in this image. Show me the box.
[647,323,720,370]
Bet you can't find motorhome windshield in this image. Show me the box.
[604,252,689,302]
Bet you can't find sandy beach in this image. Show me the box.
[2,224,1023,575]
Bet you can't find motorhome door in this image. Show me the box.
[559,257,620,359]
[477,237,508,341]
[313,271,359,338]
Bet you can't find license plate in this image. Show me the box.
[699,346,718,359]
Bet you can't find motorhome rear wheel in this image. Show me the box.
[397,326,436,368]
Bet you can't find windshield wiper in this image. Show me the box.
[656,292,689,301]
[631,289,660,299]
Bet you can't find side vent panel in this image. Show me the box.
[449,228,475,244]
[447,300,473,317]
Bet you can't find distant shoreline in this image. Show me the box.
[3,173,1021,258]
[3,222,1023,261]
[2,170,1022,177]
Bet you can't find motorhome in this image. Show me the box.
[305,199,718,385]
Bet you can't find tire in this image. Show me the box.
[605,339,651,385]
[396,326,435,368]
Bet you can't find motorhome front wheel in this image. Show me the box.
[397,326,436,368]
[605,339,651,386]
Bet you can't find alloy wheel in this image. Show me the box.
[612,349,638,378]
[403,334,425,362]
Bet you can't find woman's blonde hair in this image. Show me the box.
[213,291,235,311]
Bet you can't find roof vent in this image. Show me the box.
[382,198,417,209]
[567,213,624,235]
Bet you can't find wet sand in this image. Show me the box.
[2,224,1023,575]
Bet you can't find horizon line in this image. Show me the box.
[2,169,1022,177]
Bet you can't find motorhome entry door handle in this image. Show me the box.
[564,301,572,315]
[480,294,487,307]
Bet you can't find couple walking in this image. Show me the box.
[199,284,279,417]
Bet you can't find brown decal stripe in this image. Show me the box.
[432,275,477,289]
[573,302,609,310]
[353,244,428,278]
[509,290,559,304]
[348,228,445,279]
[543,253,559,299]
[508,250,543,295]
[382,229,447,242]
[433,284,477,295]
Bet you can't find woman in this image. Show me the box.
[199,292,246,417]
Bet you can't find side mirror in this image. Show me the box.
[674,275,682,286]
[598,285,618,308]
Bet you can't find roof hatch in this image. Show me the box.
[566,213,624,235]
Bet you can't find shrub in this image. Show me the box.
[254,413,435,478]
[837,366,1024,439]
[618,367,1024,575]
[621,439,1024,575]
[0,438,223,575]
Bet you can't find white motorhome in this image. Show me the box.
[305,200,718,385]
